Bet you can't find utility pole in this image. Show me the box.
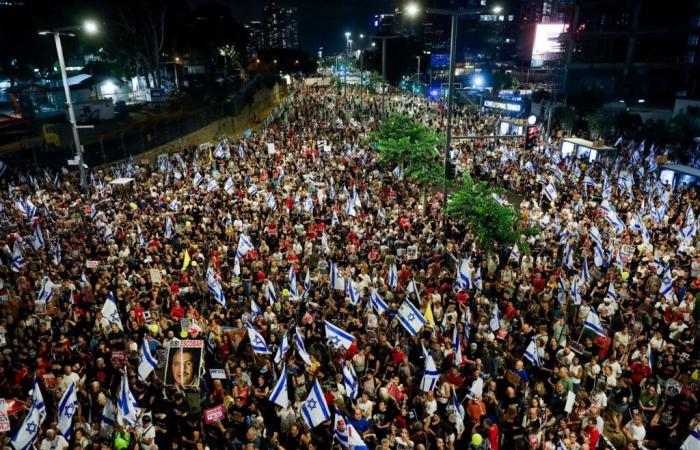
[372,35,399,117]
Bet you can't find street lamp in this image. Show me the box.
[344,32,351,97]
[38,19,99,192]
[404,3,502,221]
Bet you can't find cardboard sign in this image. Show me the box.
[198,143,212,151]
[111,350,126,366]
[266,143,276,155]
[86,260,99,269]
[204,405,225,424]
[35,301,47,316]
[0,399,10,432]
[42,374,57,390]
[621,245,635,263]
[209,369,227,380]
[407,245,418,260]
[149,269,162,284]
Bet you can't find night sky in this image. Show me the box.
[192,0,397,54]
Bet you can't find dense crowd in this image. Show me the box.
[0,82,698,450]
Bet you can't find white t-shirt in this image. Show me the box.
[40,436,69,450]
[625,421,646,443]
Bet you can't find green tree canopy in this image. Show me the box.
[372,113,445,188]
[447,174,539,251]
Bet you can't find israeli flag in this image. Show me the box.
[214,142,225,158]
[33,225,45,249]
[80,272,89,288]
[169,198,180,212]
[266,192,277,210]
[294,329,313,366]
[388,263,398,289]
[289,266,299,297]
[11,379,47,450]
[523,338,541,367]
[247,184,258,196]
[660,266,674,299]
[583,309,606,337]
[563,243,574,269]
[325,320,355,350]
[452,327,462,367]
[393,166,404,179]
[543,182,558,202]
[164,216,173,239]
[205,267,226,307]
[57,381,78,439]
[332,210,340,226]
[138,337,158,381]
[347,278,360,305]
[607,282,618,303]
[300,379,331,428]
[489,304,500,332]
[510,243,520,263]
[36,277,53,303]
[274,333,290,365]
[101,292,124,330]
[137,223,147,248]
[303,268,311,297]
[397,300,427,336]
[593,244,604,267]
[53,242,61,265]
[343,363,359,399]
[304,195,314,213]
[420,353,439,392]
[117,372,141,428]
[237,233,254,258]
[224,177,235,195]
[269,365,290,408]
[455,258,472,291]
[584,175,597,188]
[370,288,388,315]
[246,321,271,354]
[251,299,262,317]
[0,160,6,178]
[582,256,590,282]
[474,267,483,291]
[606,210,626,235]
[330,262,344,291]
[11,241,26,272]
[322,232,331,254]
[571,276,582,305]
[549,164,563,181]
[193,172,203,187]
[206,179,218,193]
[267,280,277,304]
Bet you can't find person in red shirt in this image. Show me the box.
[630,356,653,384]
[484,418,499,450]
[169,300,185,320]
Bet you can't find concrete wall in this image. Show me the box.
[132,83,284,163]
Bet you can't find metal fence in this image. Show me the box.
[14,73,280,169]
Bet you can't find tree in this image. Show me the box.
[447,174,539,251]
[554,106,577,135]
[372,113,445,208]
[586,110,616,141]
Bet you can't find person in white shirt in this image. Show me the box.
[623,413,646,446]
[39,430,69,450]
[139,415,157,450]
[58,365,80,393]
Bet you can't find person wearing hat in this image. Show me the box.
[138,415,157,450]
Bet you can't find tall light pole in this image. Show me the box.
[373,35,399,117]
[405,3,502,223]
[39,20,99,192]
[344,32,351,97]
[173,57,180,90]
[416,55,421,90]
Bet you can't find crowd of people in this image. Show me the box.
[0,81,698,450]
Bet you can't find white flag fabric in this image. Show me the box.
[101,292,123,330]
[420,353,439,392]
[274,333,290,365]
[680,429,700,450]
[57,382,79,439]
[660,266,674,299]
[117,371,140,428]
[289,266,299,298]
[583,309,606,337]
[343,363,358,399]
[334,415,370,450]
[11,378,47,450]
[489,304,500,332]
[300,379,331,428]
[269,366,290,408]
[523,338,541,367]
[246,322,271,355]
[370,288,388,315]
[294,330,313,366]
[206,266,227,308]
[237,233,254,257]
[325,321,355,350]
[397,300,427,336]
[138,337,158,381]
[388,264,398,289]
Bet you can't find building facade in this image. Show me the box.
[263,2,299,50]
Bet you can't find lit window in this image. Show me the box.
[690,35,699,46]
[688,51,696,63]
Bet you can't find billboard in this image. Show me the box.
[531,23,568,67]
